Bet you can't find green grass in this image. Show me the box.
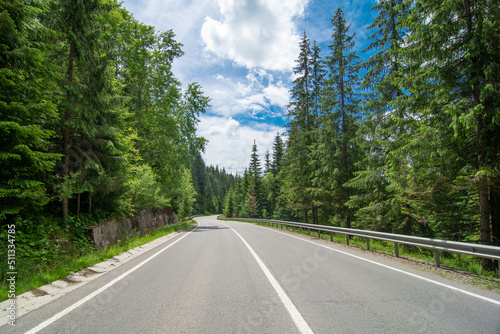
[0,221,195,302]
[238,219,500,287]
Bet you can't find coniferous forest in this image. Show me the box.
[224,3,500,271]
[0,0,499,282]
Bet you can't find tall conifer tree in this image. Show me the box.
[346,0,411,232]
[319,7,363,228]
[284,31,318,223]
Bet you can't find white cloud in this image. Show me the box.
[263,84,290,107]
[201,0,309,71]
[207,69,290,118]
[197,116,283,174]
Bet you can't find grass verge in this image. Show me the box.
[0,221,195,302]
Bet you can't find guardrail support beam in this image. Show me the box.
[346,235,350,246]
[215,216,500,268]
[367,238,370,251]
[434,250,440,268]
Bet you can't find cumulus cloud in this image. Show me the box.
[201,0,309,71]
[197,115,283,174]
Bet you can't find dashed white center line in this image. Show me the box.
[222,222,314,334]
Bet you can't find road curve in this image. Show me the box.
[2,215,499,333]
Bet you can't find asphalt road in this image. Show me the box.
[3,215,500,333]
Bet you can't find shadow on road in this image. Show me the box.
[194,225,229,232]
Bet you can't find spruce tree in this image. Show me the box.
[56,0,115,217]
[346,0,411,232]
[284,31,319,223]
[319,7,363,228]
[0,0,61,217]
[271,132,285,176]
[247,140,264,216]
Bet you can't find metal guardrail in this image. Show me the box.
[218,216,500,275]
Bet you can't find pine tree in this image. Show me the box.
[271,132,285,176]
[267,133,285,218]
[319,7,363,228]
[264,150,271,175]
[249,140,262,181]
[311,41,326,126]
[247,140,264,216]
[284,31,318,223]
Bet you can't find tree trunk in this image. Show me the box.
[464,0,494,271]
[491,185,500,270]
[339,53,351,229]
[89,192,92,215]
[62,43,74,218]
[491,185,500,246]
[77,193,80,216]
[479,178,493,270]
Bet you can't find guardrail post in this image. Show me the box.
[317,230,321,239]
[330,232,333,241]
[434,250,440,267]
[346,235,350,246]
[394,243,399,257]
[367,238,370,251]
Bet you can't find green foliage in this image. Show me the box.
[127,164,170,210]
[175,168,197,218]
[223,187,236,218]
[0,0,62,216]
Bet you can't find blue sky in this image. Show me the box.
[121,0,378,174]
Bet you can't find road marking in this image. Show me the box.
[261,225,500,306]
[221,222,314,334]
[24,225,199,334]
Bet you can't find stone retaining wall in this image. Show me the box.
[89,207,178,249]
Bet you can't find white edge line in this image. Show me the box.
[221,222,314,334]
[24,224,199,334]
[254,223,500,306]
